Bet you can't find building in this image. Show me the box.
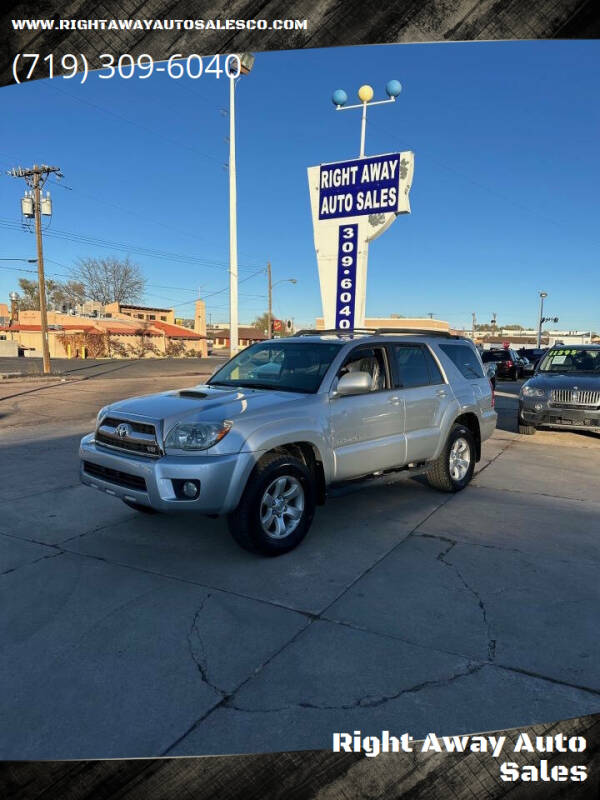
[0,299,208,358]
[464,329,596,349]
[104,302,175,324]
[209,326,267,349]
[315,316,451,332]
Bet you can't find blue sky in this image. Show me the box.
[1,40,598,330]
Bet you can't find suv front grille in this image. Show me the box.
[83,461,147,491]
[550,389,600,408]
[102,417,155,435]
[95,416,161,457]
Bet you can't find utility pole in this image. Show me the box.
[7,164,62,374]
[267,262,272,339]
[472,312,477,332]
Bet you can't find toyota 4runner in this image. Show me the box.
[80,329,497,555]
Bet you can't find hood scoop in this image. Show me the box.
[177,390,208,399]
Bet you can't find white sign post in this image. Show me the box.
[307,83,414,330]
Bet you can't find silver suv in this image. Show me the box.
[80,329,496,555]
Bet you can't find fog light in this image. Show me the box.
[534,402,543,411]
[182,480,199,498]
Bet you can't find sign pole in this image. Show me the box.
[359,101,367,157]
[308,81,412,330]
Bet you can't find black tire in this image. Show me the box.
[426,424,476,493]
[518,415,536,435]
[123,499,159,514]
[228,454,316,556]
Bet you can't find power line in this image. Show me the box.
[49,83,224,166]
[0,217,262,271]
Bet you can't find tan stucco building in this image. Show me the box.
[0,300,208,359]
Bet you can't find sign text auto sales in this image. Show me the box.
[318,154,402,220]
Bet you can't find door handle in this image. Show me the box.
[436,389,448,397]
[389,396,401,404]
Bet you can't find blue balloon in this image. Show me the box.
[332,89,348,107]
[386,80,402,98]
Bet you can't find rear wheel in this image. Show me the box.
[426,424,476,493]
[228,454,316,556]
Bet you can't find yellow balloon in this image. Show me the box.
[358,84,374,103]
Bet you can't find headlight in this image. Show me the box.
[96,405,110,424]
[521,386,546,398]
[165,421,232,451]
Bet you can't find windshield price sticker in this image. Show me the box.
[319,154,401,220]
[335,224,358,330]
[549,349,577,357]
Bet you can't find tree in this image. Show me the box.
[252,311,294,338]
[252,312,270,336]
[17,277,86,311]
[71,256,146,305]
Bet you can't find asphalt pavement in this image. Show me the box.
[1,371,599,759]
[0,355,227,380]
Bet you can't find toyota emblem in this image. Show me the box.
[116,423,130,439]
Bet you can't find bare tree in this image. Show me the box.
[17,278,86,311]
[71,257,146,305]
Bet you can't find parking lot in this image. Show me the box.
[1,362,599,759]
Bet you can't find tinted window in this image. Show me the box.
[208,341,343,393]
[483,350,510,362]
[393,345,441,388]
[440,344,484,379]
[338,346,389,391]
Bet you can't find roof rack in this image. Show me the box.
[295,327,460,339]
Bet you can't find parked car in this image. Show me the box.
[481,348,524,380]
[484,361,497,389]
[518,345,600,434]
[517,347,547,371]
[518,356,535,377]
[80,330,496,555]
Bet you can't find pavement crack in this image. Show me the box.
[0,548,65,577]
[224,662,485,714]
[186,594,226,698]
[437,542,496,662]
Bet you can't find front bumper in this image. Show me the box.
[79,434,256,514]
[519,401,600,432]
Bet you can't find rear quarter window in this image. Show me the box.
[439,344,485,380]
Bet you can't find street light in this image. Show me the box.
[536,292,559,348]
[266,262,296,338]
[331,79,402,158]
[537,292,548,349]
[228,52,255,357]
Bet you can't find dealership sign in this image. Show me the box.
[308,151,414,329]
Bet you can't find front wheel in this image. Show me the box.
[426,424,476,493]
[518,414,536,435]
[227,454,316,556]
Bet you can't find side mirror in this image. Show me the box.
[485,366,495,379]
[335,371,372,397]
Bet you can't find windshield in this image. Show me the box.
[207,341,344,393]
[537,348,600,374]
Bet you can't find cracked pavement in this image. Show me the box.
[1,372,599,759]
